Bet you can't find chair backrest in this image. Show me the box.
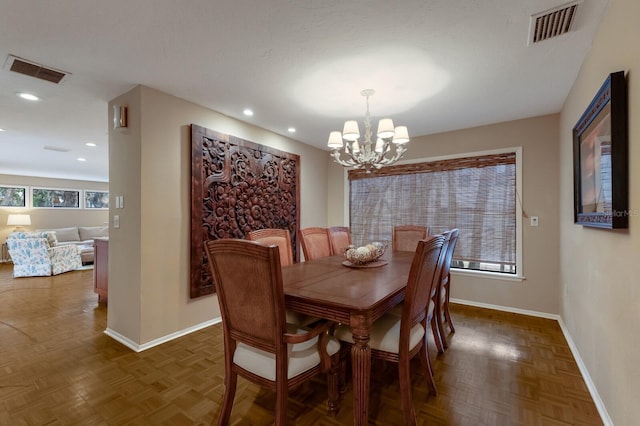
[401,235,446,332]
[6,237,50,260]
[247,228,294,267]
[8,231,57,247]
[299,227,333,260]
[392,225,430,252]
[328,226,352,255]
[204,238,286,354]
[439,228,459,290]
[430,231,451,303]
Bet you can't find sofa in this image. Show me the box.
[37,226,109,264]
[7,231,82,277]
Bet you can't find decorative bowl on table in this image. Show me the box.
[343,242,387,266]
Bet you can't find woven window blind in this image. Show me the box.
[349,152,517,274]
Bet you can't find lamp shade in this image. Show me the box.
[392,126,410,144]
[327,131,344,149]
[7,214,31,226]
[342,120,360,141]
[376,118,395,139]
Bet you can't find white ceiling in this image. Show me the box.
[0,0,609,183]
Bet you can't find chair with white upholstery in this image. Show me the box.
[389,231,451,353]
[247,228,294,267]
[247,228,318,326]
[299,227,333,260]
[204,238,341,425]
[335,235,446,425]
[328,226,352,255]
[435,228,460,349]
[392,225,430,252]
[6,231,82,277]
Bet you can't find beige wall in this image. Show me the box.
[559,0,640,423]
[328,114,561,314]
[107,86,143,343]
[0,174,108,243]
[107,85,329,346]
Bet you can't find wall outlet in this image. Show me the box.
[113,215,120,229]
[530,216,539,226]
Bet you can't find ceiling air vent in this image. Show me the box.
[528,1,581,45]
[3,55,70,84]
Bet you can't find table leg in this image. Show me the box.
[350,313,371,426]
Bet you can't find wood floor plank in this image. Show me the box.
[0,263,602,425]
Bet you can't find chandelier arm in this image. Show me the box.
[377,145,408,165]
[331,150,359,167]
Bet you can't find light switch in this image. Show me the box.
[113,215,120,228]
[530,216,539,227]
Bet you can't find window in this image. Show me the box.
[0,185,27,207]
[32,188,80,208]
[85,191,109,209]
[349,150,519,275]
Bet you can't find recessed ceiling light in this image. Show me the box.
[0,128,5,132]
[243,108,254,116]
[85,142,97,147]
[288,127,296,133]
[17,92,39,101]
[77,157,87,162]
[44,145,70,152]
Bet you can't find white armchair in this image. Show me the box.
[6,232,82,278]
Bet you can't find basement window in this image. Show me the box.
[32,188,80,209]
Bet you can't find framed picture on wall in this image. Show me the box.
[572,71,628,229]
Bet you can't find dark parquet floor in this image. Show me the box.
[0,263,602,425]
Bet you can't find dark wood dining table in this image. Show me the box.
[282,250,415,426]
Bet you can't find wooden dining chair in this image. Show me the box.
[299,227,333,260]
[435,228,460,350]
[247,228,317,326]
[247,228,294,267]
[392,225,430,252]
[328,226,352,255]
[388,232,450,353]
[334,235,446,425]
[204,239,341,425]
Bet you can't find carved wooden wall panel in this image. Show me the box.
[190,124,300,298]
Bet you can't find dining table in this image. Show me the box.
[282,249,415,426]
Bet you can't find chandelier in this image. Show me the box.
[327,89,410,172]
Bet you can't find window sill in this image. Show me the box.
[451,268,525,282]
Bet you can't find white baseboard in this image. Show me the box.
[450,297,560,320]
[556,317,613,426]
[104,316,222,352]
[450,298,612,426]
